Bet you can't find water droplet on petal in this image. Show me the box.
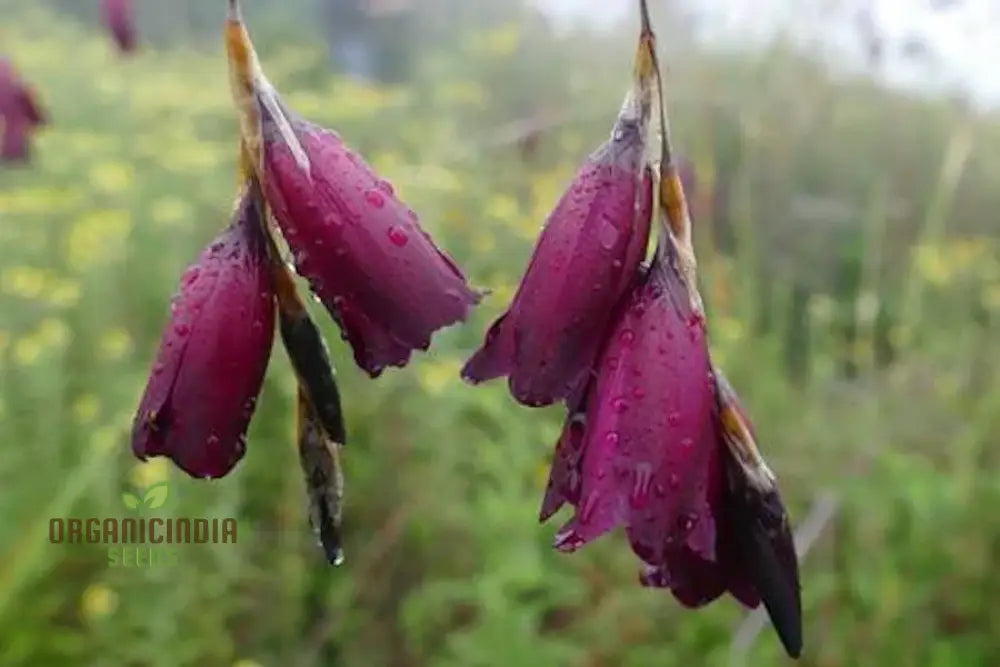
[604,431,620,447]
[376,179,395,196]
[387,226,409,247]
[619,329,635,346]
[612,396,629,413]
[580,493,600,523]
[174,324,190,336]
[668,473,680,489]
[364,189,386,209]
[680,437,694,449]
[630,463,653,508]
[667,411,681,427]
[598,219,619,250]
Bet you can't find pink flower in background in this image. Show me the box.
[0,56,47,163]
[101,0,138,54]
[131,191,275,479]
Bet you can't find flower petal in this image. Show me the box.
[131,190,275,478]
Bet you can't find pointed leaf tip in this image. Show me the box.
[121,492,139,510]
[142,482,169,509]
[639,0,652,35]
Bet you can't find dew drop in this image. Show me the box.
[633,386,646,399]
[174,324,190,336]
[611,396,629,414]
[364,189,386,209]
[667,411,681,427]
[376,179,395,196]
[680,437,694,449]
[630,463,653,509]
[598,219,619,250]
[619,329,635,345]
[206,434,220,448]
[581,492,600,523]
[668,473,680,489]
[604,431,620,447]
[387,226,409,247]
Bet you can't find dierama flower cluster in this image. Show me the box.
[463,2,802,658]
[130,0,478,566]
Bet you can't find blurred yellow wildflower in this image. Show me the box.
[130,457,170,490]
[72,394,101,425]
[99,329,133,361]
[418,358,462,395]
[80,583,118,622]
[66,209,132,272]
[89,160,134,195]
[1,266,47,300]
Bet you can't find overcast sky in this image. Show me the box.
[536,0,1000,109]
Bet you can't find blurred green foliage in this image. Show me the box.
[3,2,1000,666]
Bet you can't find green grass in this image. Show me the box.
[2,4,1000,666]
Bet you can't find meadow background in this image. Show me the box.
[2,1,1000,665]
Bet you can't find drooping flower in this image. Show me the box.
[544,242,714,563]
[539,2,802,656]
[131,188,275,479]
[224,0,479,377]
[460,32,657,407]
[0,56,47,163]
[101,0,138,55]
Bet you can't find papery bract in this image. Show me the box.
[102,0,137,54]
[131,190,275,479]
[462,105,653,407]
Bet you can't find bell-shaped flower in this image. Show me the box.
[460,33,658,407]
[131,189,275,479]
[224,1,479,377]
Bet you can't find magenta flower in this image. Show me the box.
[101,0,137,54]
[0,57,47,163]
[131,190,275,479]
[226,5,479,378]
[539,250,801,655]
[542,251,713,562]
[461,96,654,407]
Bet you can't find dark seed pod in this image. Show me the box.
[297,387,345,566]
[716,371,803,658]
[269,232,347,446]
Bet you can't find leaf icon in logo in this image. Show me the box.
[122,491,140,510]
[142,482,169,509]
